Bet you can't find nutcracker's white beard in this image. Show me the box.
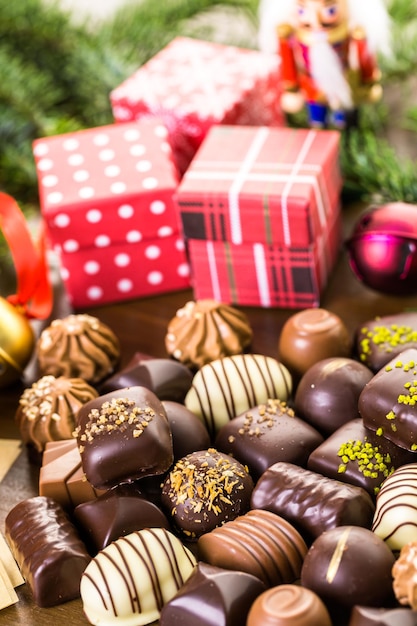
[309,33,353,110]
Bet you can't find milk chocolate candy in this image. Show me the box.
[5,496,90,607]
[74,483,171,554]
[278,308,351,382]
[99,353,193,402]
[393,541,417,609]
[75,386,173,489]
[185,354,292,439]
[251,462,375,543]
[197,509,307,587]
[294,357,373,436]
[301,527,396,612]
[307,418,417,498]
[159,562,265,626]
[358,348,417,452]
[372,463,417,552]
[80,527,197,626]
[247,584,332,626]
[355,312,417,373]
[349,606,417,626]
[39,439,105,509]
[215,399,323,481]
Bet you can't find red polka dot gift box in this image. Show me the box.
[110,36,284,177]
[175,125,343,308]
[33,119,190,309]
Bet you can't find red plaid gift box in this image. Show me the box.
[33,119,190,308]
[110,37,284,176]
[187,210,341,309]
[175,125,342,247]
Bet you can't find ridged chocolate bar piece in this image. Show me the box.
[5,496,90,607]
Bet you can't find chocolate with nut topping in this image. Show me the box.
[75,386,173,489]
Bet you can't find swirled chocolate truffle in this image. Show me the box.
[295,357,373,436]
[36,314,120,384]
[358,348,417,452]
[75,386,173,489]
[215,399,323,481]
[165,299,253,369]
[197,509,308,587]
[278,308,351,382]
[161,449,253,540]
[15,375,98,460]
[301,526,396,612]
[80,528,197,626]
[160,562,265,626]
[372,463,417,552]
[355,312,417,373]
[247,585,332,626]
[251,462,375,543]
[185,354,292,439]
[393,541,417,609]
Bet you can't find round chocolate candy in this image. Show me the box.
[162,400,210,461]
[161,449,253,540]
[301,526,396,612]
[294,357,373,436]
[278,308,351,382]
[75,386,173,489]
[247,585,332,626]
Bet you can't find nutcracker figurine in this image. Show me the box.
[258,0,391,128]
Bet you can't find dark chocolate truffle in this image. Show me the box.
[301,526,396,611]
[278,308,351,382]
[247,584,332,626]
[197,509,308,587]
[251,462,375,543]
[99,353,193,402]
[358,348,417,452]
[163,400,211,461]
[36,313,120,384]
[295,357,373,436]
[355,312,417,373]
[215,399,323,481]
[75,386,173,489]
[161,448,253,540]
[74,483,170,554]
[160,562,265,626]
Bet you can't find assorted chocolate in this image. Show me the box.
[165,299,253,369]
[5,496,90,607]
[160,562,266,626]
[80,527,197,625]
[251,461,375,543]
[9,305,417,622]
[36,314,120,384]
[215,399,323,480]
[75,386,173,489]
[185,353,292,438]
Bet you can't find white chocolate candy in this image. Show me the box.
[372,463,417,551]
[185,354,292,437]
[80,527,197,626]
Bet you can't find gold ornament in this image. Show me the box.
[0,297,35,388]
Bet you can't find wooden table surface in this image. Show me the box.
[1,200,417,624]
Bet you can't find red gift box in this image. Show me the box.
[110,37,284,176]
[175,125,342,247]
[187,210,342,309]
[33,119,190,308]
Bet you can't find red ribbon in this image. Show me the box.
[0,192,52,319]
